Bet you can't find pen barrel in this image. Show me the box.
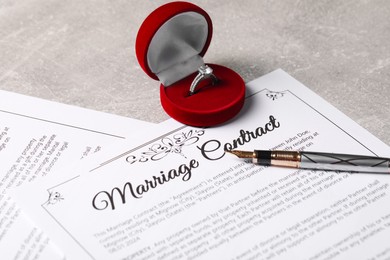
[300,152,390,173]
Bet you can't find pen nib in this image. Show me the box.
[225,150,253,159]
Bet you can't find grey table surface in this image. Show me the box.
[0,0,389,146]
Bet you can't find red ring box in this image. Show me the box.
[135,1,245,127]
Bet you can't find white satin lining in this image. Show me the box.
[147,12,208,86]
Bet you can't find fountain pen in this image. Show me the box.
[225,150,390,174]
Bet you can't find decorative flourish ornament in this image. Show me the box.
[126,129,205,164]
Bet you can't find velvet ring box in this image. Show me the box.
[135,1,245,127]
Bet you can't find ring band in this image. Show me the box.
[189,65,218,95]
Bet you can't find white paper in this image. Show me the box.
[0,90,153,260]
[13,70,390,260]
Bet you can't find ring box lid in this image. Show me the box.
[135,1,212,86]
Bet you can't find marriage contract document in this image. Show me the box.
[13,70,390,260]
[0,91,152,260]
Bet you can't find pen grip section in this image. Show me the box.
[254,150,300,168]
[300,152,390,173]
